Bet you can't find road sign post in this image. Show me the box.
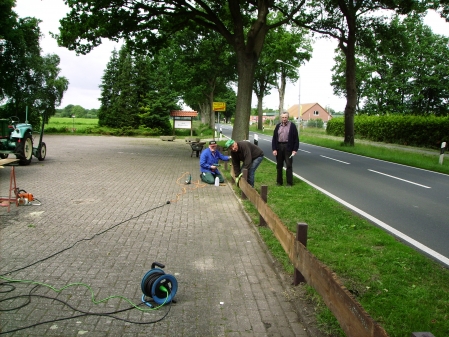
[439,142,446,165]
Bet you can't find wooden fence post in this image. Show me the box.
[294,222,308,285]
[241,169,248,200]
[224,150,229,171]
[259,185,268,226]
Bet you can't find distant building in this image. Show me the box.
[249,103,332,124]
[249,111,277,124]
[287,103,332,122]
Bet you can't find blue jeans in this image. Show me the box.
[246,156,264,187]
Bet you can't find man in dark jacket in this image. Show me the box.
[272,111,299,187]
[225,139,264,187]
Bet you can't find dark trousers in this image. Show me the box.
[276,143,293,185]
[201,171,224,184]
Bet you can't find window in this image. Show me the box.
[313,111,319,116]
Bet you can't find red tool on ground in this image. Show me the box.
[17,189,34,206]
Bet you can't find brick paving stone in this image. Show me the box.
[1,135,309,337]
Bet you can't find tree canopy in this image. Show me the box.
[1,0,68,126]
[98,45,179,133]
[54,0,448,141]
[56,104,98,118]
[253,22,312,130]
[331,14,449,116]
[56,0,312,141]
[160,26,237,129]
[292,0,430,145]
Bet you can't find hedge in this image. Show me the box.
[326,115,449,149]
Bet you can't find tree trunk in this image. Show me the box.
[199,102,208,124]
[207,82,216,129]
[209,108,215,129]
[257,94,264,130]
[278,74,287,116]
[232,51,257,141]
[208,96,214,130]
[343,16,357,146]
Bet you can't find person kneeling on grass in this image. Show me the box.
[199,141,232,184]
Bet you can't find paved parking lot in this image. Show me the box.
[0,135,309,337]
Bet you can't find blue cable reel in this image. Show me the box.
[141,262,178,307]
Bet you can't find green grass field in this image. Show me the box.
[44,117,216,137]
[45,117,99,133]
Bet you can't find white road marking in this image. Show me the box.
[290,169,449,267]
[368,169,431,189]
[256,138,447,266]
[320,155,350,164]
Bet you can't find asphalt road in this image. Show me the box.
[219,125,449,267]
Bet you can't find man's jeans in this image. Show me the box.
[247,156,264,187]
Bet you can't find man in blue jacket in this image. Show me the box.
[272,111,299,187]
[199,141,231,184]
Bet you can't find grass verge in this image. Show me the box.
[44,118,216,138]
[250,126,449,175]
[222,158,449,337]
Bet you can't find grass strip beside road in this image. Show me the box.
[223,157,449,337]
[251,126,449,175]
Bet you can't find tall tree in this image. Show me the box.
[113,47,139,127]
[292,0,426,145]
[331,14,449,116]
[161,26,237,129]
[98,49,120,127]
[272,26,312,116]
[1,0,69,125]
[55,0,311,141]
[98,47,138,128]
[253,56,278,130]
[138,53,180,134]
[98,45,179,131]
[253,23,312,130]
[32,54,69,121]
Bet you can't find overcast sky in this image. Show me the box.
[14,0,449,113]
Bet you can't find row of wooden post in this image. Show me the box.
[228,165,434,337]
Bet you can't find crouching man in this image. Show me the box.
[199,140,231,184]
[225,139,264,187]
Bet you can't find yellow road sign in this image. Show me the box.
[213,102,226,111]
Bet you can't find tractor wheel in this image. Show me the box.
[37,142,46,161]
[0,153,8,159]
[15,133,33,165]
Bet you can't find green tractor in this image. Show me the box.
[0,111,46,165]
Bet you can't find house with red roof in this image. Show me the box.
[287,103,332,122]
